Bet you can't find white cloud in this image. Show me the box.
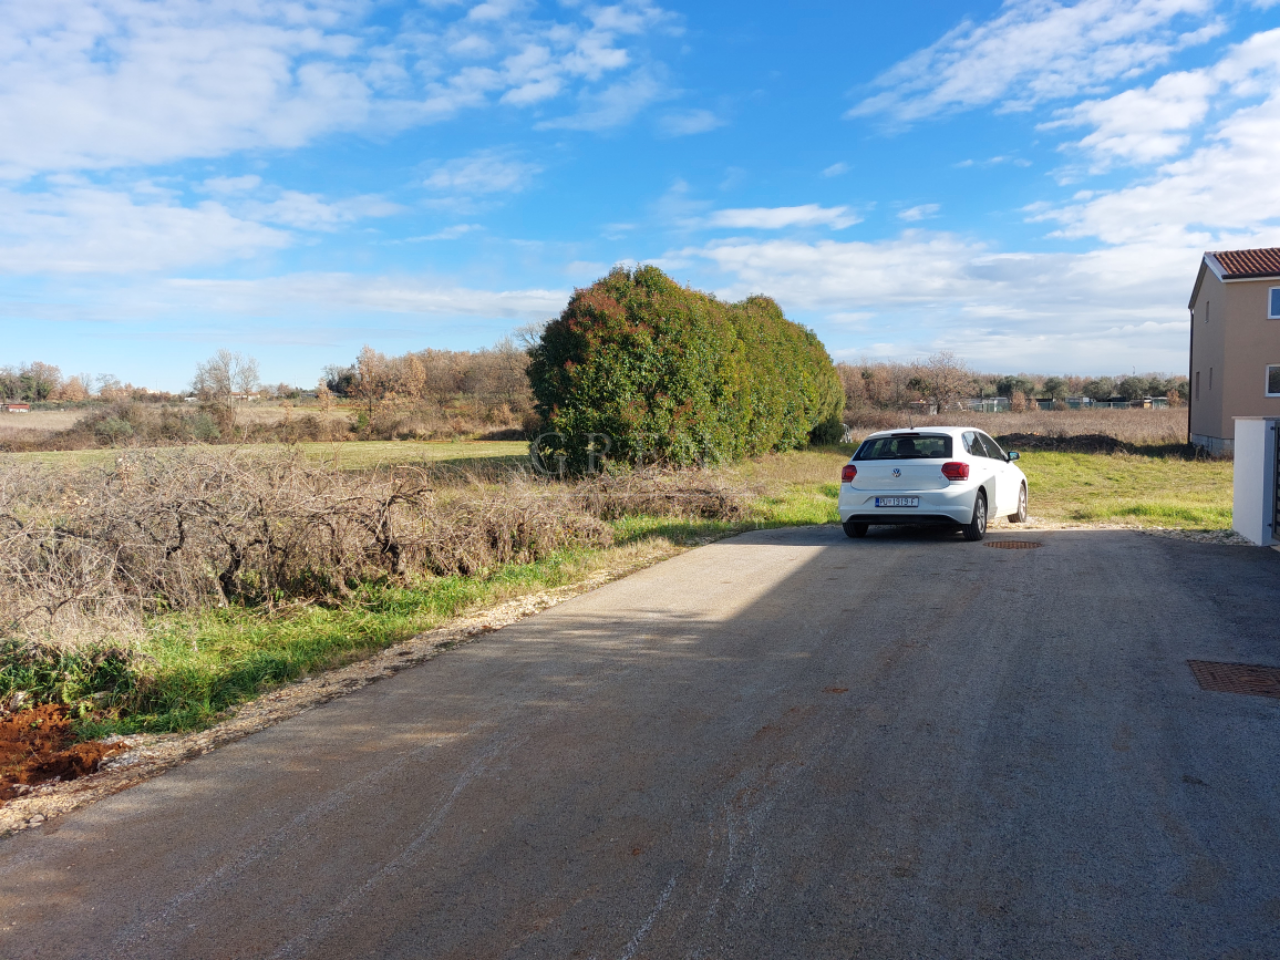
[954,156,1032,168]
[500,75,564,105]
[0,0,675,178]
[657,108,725,137]
[536,67,667,130]
[1035,82,1280,248]
[586,1,674,36]
[167,273,568,320]
[673,231,1199,371]
[850,0,1221,124]
[822,162,849,177]
[467,0,531,25]
[678,233,991,310]
[899,204,940,221]
[1045,27,1280,169]
[450,34,497,58]
[248,191,402,230]
[1045,71,1216,167]
[647,178,710,226]
[423,152,542,194]
[0,1,375,176]
[561,31,631,80]
[826,311,874,327]
[0,183,290,273]
[201,175,264,195]
[404,224,482,241]
[704,204,861,230]
[807,22,1280,371]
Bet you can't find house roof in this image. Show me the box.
[1189,246,1280,308]
[1208,247,1280,280]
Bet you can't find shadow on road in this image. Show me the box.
[3,528,1280,959]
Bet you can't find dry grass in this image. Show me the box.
[0,411,82,439]
[0,449,760,647]
[6,440,532,472]
[847,407,1189,447]
[0,449,615,643]
[573,468,755,520]
[225,401,353,426]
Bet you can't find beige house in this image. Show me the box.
[1187,247,1280,453]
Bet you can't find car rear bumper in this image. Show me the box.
[838,484,976,525]
[841,512,962,526]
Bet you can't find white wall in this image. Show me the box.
[1232,417,1278,545]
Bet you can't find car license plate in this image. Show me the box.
[875,496,919,508]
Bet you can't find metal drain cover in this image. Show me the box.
[1188,660,1280,699]
[985,540,1042,549]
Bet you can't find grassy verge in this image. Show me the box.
[2,441,1233,741]
[29,512,831,739]
[1015,449,1233,527]
[71,545,615,735]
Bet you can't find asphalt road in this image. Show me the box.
[3,527,1280,959]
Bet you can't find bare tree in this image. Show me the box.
[0,366,20,402]
[96,374,127,401]
[58,375,90,402]
[193,350,260,401]
[354,345,388,417]
[909,352,975,410]
[513,319,549,353]
[193,350,260,432]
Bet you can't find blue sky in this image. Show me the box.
[2,0,1279,391]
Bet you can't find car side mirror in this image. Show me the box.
[1007,450,1020,461]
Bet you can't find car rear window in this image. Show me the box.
[853,434,953,460]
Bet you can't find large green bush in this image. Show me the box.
[527,266,843,471]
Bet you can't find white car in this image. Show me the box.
[838,426,1028,541]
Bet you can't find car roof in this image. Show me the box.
[860,426,982,441]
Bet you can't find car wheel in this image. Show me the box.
[843,519,869,539]
[1008,483,1028,523]
[962,491,987,541]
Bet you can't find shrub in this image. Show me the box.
[527,266,843,470]
[572,466,754,521]
[94,417,134,445]
[0,449,614,642]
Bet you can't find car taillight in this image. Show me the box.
[841,464,857,483]
[941,461,969,481]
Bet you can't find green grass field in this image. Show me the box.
[1016,450,1233,527]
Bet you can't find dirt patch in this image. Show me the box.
[1,704,126,801]
[997,432,1131,454]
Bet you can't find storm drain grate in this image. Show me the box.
[1187,660,1280,699]
[985,540,1042,550]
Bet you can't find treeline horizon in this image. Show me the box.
[2,344,1191,453]
[1,351,1189,410]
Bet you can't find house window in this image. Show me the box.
[1270,288,1280,319]
[1195,371,1200,400]
[1269,366,1280,397]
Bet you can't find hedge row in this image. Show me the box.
[527,266,843,471]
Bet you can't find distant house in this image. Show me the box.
[3,403,30,413]
[1188,247,1280,454]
